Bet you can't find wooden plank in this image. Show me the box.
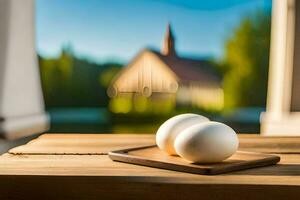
[8,133,300,155]
[0,175,299,200]
[109,145,280,175]
[0,153,300,200]
[0,154,299,185]
[8,134,155,155]
[238,135,300,153]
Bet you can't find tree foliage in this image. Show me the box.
[221,11,271,110]
[39,46,123,108]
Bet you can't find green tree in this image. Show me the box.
[39,45,74,107]
[221,11,271,110]
[99,64,122,87]
[39,45,123,108]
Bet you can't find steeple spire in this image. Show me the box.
[161,23,176,56]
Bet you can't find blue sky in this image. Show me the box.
[36,0,271,63]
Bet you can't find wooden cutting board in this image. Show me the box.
[109,145,280,175]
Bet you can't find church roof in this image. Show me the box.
[149,49,221,85]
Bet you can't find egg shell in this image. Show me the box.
[156,113,209,155]
[174,121,239,163]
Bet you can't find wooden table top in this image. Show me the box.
[1,134,300,200]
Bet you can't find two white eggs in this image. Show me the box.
[156,114,239,163]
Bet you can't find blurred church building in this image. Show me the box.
[108,24,223,110]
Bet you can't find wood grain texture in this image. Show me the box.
[0,176,300,200]
[0,154,299,185]
[238,134,300,153]
[8,134,300,155]
[1,134,300,199]
[8,134,155,155]
[0,154,299,199]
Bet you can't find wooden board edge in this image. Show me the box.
[108,151,212,175]
[108,145,281,175]
[209,155,280,175]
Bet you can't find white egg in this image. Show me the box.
[156,113,209,155]
[174,121,239,163]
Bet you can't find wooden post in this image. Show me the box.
[261,0,300,135]
[0,0,49,139]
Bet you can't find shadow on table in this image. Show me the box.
[0,134,39,154]
[228,164,300,176]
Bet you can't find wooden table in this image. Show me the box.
[0,134,300,200]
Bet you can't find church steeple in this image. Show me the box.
[161,23,176,56]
